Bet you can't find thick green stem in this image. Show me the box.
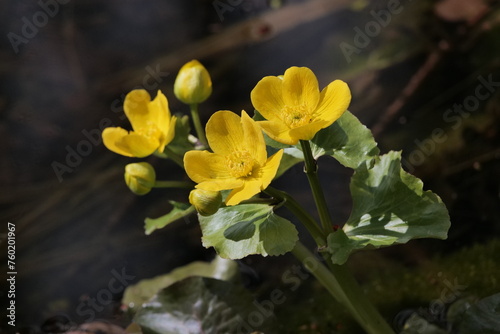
[154,181,194,189]
[300,140,334,234]
[264,187,326,246]
[190,103,208,148]
[292,242,396,334]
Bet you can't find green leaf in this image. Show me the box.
[457,293,500,333]
[199,204,298,259]
[134,277,277,334]
[122,256,238,313]
[309,110,380,169]
[166,114,195,156]
[328,151,450,264]
[144,201,195,235]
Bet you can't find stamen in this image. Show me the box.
[226,150,257,178]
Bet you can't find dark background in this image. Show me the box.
[1,0,500,332]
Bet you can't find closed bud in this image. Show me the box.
[189,189,222,216]
[174,60,212,104]
[124,162,156,195]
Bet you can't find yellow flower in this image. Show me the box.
[251,66,351,145]
[124,162,156,195]
[184,110,283,206]
[174,60,212,104]
[102,90,177,157]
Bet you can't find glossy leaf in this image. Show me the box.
[134,277,277,334]
[457,293,500,333]
[122,256,238,313]
[328,151,450,264]
[309,110,379,168]
[199,204,298,259]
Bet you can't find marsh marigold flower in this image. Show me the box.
[251,66,351,145]
[174,60,212,104]
[102,89,176,158]
[184,110,283,206]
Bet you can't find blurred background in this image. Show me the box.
[1,0,500,333]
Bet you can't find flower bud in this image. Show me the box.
[189,189,222,216]
[124,162,156,195]
[174,60,212,104]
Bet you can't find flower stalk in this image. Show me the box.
[300,140,334,234]
[291,242,396,334]
[264,186,326,245]
[189,103,208,148]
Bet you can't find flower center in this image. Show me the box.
[281,104,313,128]
[226,150,257,178]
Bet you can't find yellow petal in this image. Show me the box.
[120,133,159,158]
[102,127,134,157]
[250,76,285,123]
[184,150,231,183]
[197,179,244,192]
[241,111,266,164]
[158,115,177,153]
[313,80,351,123]
[282,67,320,112]
[225,179,262,206]
[258,120,298,145]
[206,111,245,155]
[124,90,152,132]
[289,119,331,142]
[259,149,284,189]
[149,90,171,128]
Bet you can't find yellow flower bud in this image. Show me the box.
[189,189,222,216]
[174,60,212,104]
[124,162,156,195]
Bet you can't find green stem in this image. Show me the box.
[292,242,396,334]
[161,146,184,168]
[190,103,208,148]
[264,187,326,246]
[154,181,194,189]
[300,140,334,234]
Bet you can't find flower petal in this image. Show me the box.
[197,179,244,192]
[124,90,152,132]
[241,111,266,164]
[158,115,177,153]
[259,149,284,189]
[120,132,159,158]
[313,80,351,124]
[258,120,298,145]
[289,119,331,142]
[184,150,232,183]
[225,179,262,206]
[206,110,245,155]
[102,127,134,157]
[149,90,171,130]
[250,76,285,122]
[282,67,320,112]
